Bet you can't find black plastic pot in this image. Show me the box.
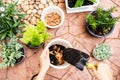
[27,42,44,49]
[15,48,25,65]
[86,11,115,38]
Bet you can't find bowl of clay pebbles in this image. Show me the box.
[46,39,72,69]
[41,6,64,28]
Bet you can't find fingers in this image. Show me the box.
[41,48,49,58]
[46,48,49,57]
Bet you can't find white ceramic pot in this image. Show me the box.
[65,0,99,13]
[45,38,72,69]
[41,6,65,28]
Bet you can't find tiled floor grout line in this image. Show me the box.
[109,59,120,68]
[46,73,60,79]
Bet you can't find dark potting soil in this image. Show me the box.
[49,44,66,65]
[68,0,94,8]
[89,25,111,36]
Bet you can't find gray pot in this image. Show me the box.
[86,11,115,38]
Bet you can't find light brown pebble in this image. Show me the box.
[29,5,34,9]
[30,17,36,25]
[27,10,32,14]
[49,2,54,6]
[28,1,34,5]
[47,0,51,3]
[37,10,42,15]
[39,4,44,9]
[32,9,37,14]
[20,11,25,14]
[53,0,58,3]
[36,19,40,23]
[54,3,58,6]
[35,2,40,5]
[23,20,30,25]
[27,16,32,21]
[58,0,65,3]
[35,14,40,18]
[34,4,39,10]
[41,0,47,4]
[36,0,40,2]
[58,3,65,10]
[24,15,29,20]
[22,5,29,11]
[44,4,48,8]
[24,1,28,5]
[30,14,34,17]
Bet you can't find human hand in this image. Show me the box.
[88,62,113,80]
[39,48,50,73]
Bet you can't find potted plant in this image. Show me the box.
[93,43,111,60]
[86,7,120,38]
[65,0,99,13]
[0,36,25,69]
[0,0,25,40]
[46,38,72,69]
[21,21,52,48]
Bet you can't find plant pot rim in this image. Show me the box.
[27,42,44,49]
[86,11,115,38]
[41,6,65,28]
[65,0,99,13]
[15,47,25,65]
[45,38,72,69]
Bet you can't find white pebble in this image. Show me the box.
[41,0,46,4]
[32,9,37,14]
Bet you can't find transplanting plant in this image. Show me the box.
[86,7,120,36]
[93,43,111,60]
[0,0,25,40]
[0,36,24,69]
[21,21,52,48]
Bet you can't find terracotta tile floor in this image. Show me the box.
[0,0,120,80]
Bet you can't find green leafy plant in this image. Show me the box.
[21,21,52,47]
[93,43,111,60]
[0,36,24,69]
[86,7,120,35]
[0,0,25,40]
[74,0,96,8]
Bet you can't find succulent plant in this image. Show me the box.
[93,43,111,60]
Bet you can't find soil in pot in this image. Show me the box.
[15,48,25,64]
[49,44,65,65]
[49,44,90,70]
[68,0,94,8]
[63,48,89,70]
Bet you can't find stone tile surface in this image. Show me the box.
[0,0,120,80]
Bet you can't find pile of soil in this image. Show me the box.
[49,44,65,65]
[68,0,94,8]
